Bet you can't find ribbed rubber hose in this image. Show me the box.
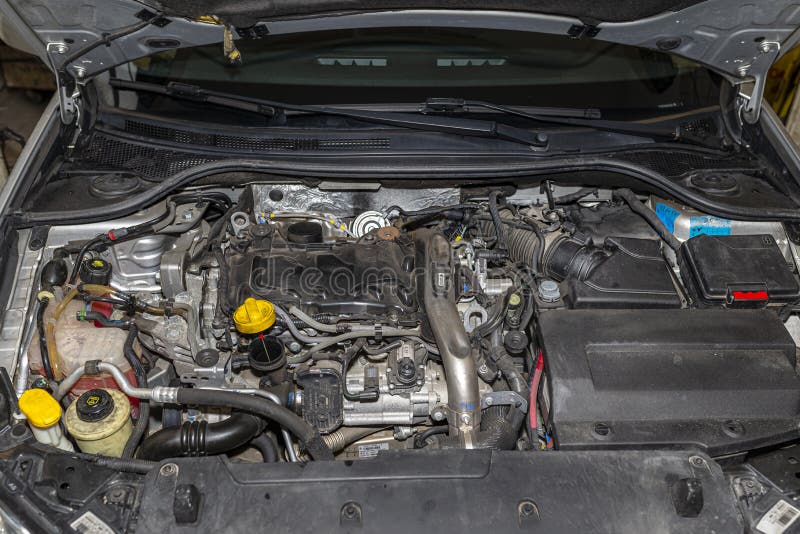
[479,219,545,273]
[137,412,263,461]
[174,388,333,460]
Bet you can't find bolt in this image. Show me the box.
[460,414,472,425]
[160,463,178,476]
[183,210,194,220]
[759,41,776,53]
[518,500,539,520]
[519,501,536,517]
[689,455,707,468]
[107,488,126,503]
[736,64,751,77]
[485,396,494,406]
[49,42,69,54]
[73,66,87,79]
[342,502,361,520]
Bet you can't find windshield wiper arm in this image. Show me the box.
[421,98,678,140]
[109,79,549,148]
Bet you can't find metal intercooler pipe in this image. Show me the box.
[419,230,480,445]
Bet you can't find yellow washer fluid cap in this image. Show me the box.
[233,297,276,334]
[19,388,62,428]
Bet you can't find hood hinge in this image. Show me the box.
[739,40,782,125]
[46,41,80,125]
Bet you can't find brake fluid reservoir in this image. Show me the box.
[27,300,136,399]
[64,389,132,457]
[649,197,794,265]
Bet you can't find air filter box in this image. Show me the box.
[538,308,800,455]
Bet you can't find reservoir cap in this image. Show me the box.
[234,297,276,334]
[19,389,62,428]
[76,389,114,422]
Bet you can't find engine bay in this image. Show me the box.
[6,181,800,467]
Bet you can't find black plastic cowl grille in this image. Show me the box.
[75,125,760,182]
[124,120,391,151]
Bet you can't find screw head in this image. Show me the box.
[518,500,539,521]
[485,396,494,406]
[160,463,179,476]
[689,455,707,468]
[48,42,69,54]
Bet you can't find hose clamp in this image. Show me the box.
[481,390,528,413]
[84,360,101,375]
[150,386,179,404]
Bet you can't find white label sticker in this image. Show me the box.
[357,442,389,458]
[69,511,116,534]
[756,499,800,534]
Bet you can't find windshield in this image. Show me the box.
[129,26,721,118]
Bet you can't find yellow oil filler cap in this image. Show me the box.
[233,297,276,334]
[19,388,62,428]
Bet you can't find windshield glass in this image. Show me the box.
[130,26,721,117]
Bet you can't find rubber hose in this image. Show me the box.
[479,219,545,273]
[36,298,54,380]
[432,406,524,450]
[122,325,148,459]
[174,388,333,460]
[476,405,525,450]
[490,345,529,399]
[488,191,507,251]
[250,433,279,462]
[138,412,263,461]
[614,188,681,251]
[473,290,512,339]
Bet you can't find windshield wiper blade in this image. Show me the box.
[421,97,678,140]
[109,79,549,148]
[423,97,603,119]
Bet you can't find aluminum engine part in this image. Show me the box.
[342,350,492,426]
[650,196,794,265]
[343,358,448,426]
[106,234,168,292]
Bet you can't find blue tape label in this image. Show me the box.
[689,215,731,237]
[655,202,680,233]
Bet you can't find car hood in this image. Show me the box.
[1,0,800,121]
[2,0,800,78]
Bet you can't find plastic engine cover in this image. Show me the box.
[538,308,800,455]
